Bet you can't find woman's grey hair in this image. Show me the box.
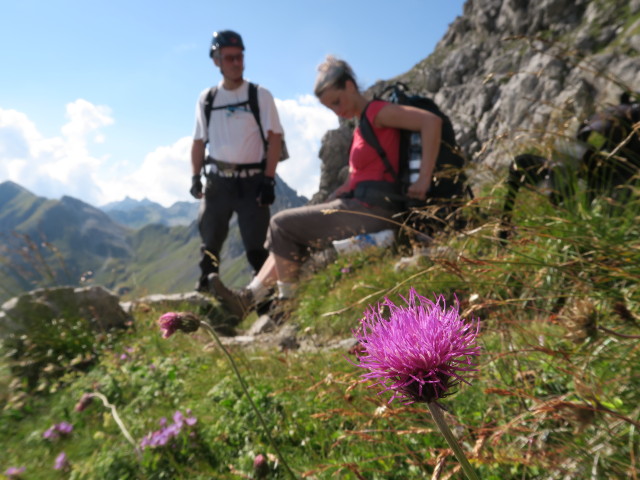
[313,55,358,97]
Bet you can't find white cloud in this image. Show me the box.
[61,99,113,140]
[0,101,113,205]
[0,95,338,208]
[95,136,192,207]
[275,95,338,198]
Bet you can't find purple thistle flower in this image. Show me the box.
[53,452,69,471]
[158,312,200,338]
[5,466,26,478]
[353,288,480,404]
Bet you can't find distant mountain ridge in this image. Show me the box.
[100,174,307,229]
[102,197,199,229]
[0,177,308,303]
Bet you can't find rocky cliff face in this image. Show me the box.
[313,0,640,200]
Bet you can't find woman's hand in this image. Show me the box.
[407,175,431,200]
[328,178,353,200]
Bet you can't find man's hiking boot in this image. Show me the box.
[207,274,255,321]
[256,297,274,316]
[195,276,210,293]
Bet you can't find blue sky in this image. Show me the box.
[0,0,466,207]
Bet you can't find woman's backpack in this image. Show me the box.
[358,82,471,209]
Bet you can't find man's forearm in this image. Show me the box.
[191,140,206,176]
[264,132,282,178]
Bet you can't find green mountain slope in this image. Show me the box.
[0,176,308,303]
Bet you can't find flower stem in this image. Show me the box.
[88,392,141,460]
[427,402,479,480]
[200,321,297,479]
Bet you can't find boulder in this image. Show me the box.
[0,285,130,339]
[124,291,213,313]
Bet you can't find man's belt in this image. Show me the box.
[205,157,264,171]
[205,157,265,178]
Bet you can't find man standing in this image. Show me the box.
[190,30,284,292]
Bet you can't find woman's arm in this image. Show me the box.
[374,103,442,200]
[328,176,352,200]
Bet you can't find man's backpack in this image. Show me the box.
[576,92,640,193]
[498,92,640,243]
[359,82,470,208]
[203,82,289,161]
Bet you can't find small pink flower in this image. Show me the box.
[54,451,69,471]
[158,312,200,338]
[43,421,74,441]
[56,421,73,435]
[43,426,59,440]
[74,393,94,412]
[5,466,26,478]
[253,453,269,479]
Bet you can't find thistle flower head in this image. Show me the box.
[353,288,480,404]
[253,453,270,479]
[74,393,94,412]
[158,312,200,338]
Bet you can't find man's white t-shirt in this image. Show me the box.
[193,80,284,165]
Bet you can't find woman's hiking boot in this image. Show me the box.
[207,274,255,321]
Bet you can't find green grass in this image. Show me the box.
[1,177,639,479]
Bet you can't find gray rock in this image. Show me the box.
[247,315,277,335]
[126,291,213,312]
[0,285,130,338]
[310,124,352,204]
[277,324,300,351]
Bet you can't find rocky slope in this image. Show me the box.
[313,0,640,200]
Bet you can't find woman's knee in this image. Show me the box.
[269,208,301,235]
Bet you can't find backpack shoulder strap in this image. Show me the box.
[248,82,267,147]
[204,86,218,129]
[359,102,401,184]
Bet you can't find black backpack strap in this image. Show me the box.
[248,82,268,150]
[359,102,401,185]
[204,87,218,132]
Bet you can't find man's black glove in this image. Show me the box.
[257,175,276,206]
[190,175,203,199]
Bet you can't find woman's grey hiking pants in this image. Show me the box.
[266,197,397,264]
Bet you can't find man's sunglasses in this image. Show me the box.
[220,53,244,63]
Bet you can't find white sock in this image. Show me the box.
[247,277,269,303]
[276,280,296,299]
